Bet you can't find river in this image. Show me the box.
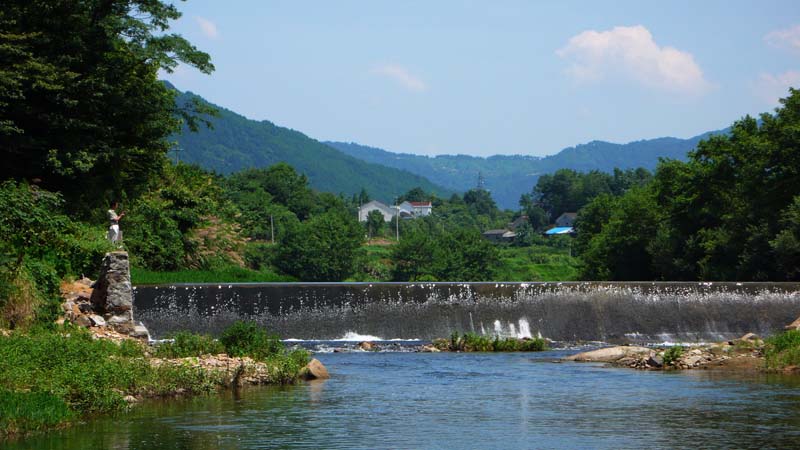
[9,345,800,449]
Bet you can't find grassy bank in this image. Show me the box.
[0,322,309,439]
[131,266,295,284]
[765,330,800,369]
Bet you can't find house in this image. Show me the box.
[358,200,395,222]
[358,200,433,222]
[507,215,528,231]
[482,229,517,243]
[555,212,577,228]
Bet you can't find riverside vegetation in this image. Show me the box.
[0,321,310,438]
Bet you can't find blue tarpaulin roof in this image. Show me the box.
[545,227,574,235]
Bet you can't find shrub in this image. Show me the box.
[764,330,800,368]
[0,390,73,436]
[663,346,684,366]
[154,331,225,358]
[219,321,284,360]
[440,332,548,352]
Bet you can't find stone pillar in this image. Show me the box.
[90,251,137,334]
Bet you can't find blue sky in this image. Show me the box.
[163,0,800,157]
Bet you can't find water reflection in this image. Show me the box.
[8,351,800,449]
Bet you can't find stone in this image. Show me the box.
[738,332,760,341]
[786,316,800,330]
[358,341,376,351]
[683,355,704,367]
[420,344,441,353]
[647,354,663,368]
[564,346,652,362]
[301,358,330,380]
[78,303,93,314]
[131,324,150,340]
[89,314,106,327]
[75,291,91,301]
[77,277,93,287]
[123,395,138,403]
[75,315,92,328]
[90,251,135,333]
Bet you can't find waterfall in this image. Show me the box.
[132,282,800,343]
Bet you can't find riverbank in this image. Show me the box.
[565,329,800,374]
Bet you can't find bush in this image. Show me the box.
[154,331,225,358]
[437,332,548,352]
[219,321,284,360]
[663,346,684,366]
[0,389,73,436]
[764,330,800,368]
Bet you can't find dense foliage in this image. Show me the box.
[575,90,800,281]
[1,0,214,215]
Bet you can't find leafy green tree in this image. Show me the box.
[463,189,498,218]
[275,211,363,281]
[391,230,437,281]
[579,187,661,280]
[770,196,800,280]
[366,210,385,238]
[0,0,213,214]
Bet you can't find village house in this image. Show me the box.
[358,200,395,222]
[358,200,433,222]
[555,212,577,228]
[482,229,517,243]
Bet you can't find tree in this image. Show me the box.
[366,210,385,238]
[0,0,214,214]
[275,211,363,281]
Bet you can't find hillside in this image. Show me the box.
[327,131,723,209]
[171,89,452,203]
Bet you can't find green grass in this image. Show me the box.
[494,246,580,281]
[764,330,800,369]
[152,331,225,358]
[434,332,548,352]
[131,266,294,284]
[0,322,310,438]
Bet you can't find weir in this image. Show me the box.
[133,282,800,343]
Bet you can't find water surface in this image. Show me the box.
[10,348,800,449]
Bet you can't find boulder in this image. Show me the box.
[301,358,330,380]
[786,316,800,330]
[565,346,652,362]
[738,332,760,342]
[90,251,134,333]
[420,344,441,353]
[89,314,106,327]
[683,355,704,367]
[647,354,664,368]
[358,341,376,351]
[75,315,92,328]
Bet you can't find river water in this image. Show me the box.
[10,345,800,449]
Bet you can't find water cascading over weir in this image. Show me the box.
[133,282,800,343]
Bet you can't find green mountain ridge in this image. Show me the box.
[326,130,725,209]
[170,88,452,203]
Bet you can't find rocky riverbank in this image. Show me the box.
[565,332,798,373]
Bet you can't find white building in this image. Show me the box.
[358,200,433,222]
[358,200,395,222]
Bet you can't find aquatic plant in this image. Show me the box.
[439,332,547,352]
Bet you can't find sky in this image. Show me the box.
[162,0,800,157]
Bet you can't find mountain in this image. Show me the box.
[170,88,452,203]
[326,130,724,209]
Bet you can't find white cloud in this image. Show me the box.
[754,70,800,105]
[557,25,710,95]
[765,24,800,53]
[370,64,426,92]
[194,16,219,39]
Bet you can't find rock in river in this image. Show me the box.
[302,358,330,380]
[565,346,652,363]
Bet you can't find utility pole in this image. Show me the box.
[394,197,400,241]
[174,145,181,165]
[270,214,274,244]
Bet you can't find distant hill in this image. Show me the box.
[170,88,452,203]
[327,130,724,209]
